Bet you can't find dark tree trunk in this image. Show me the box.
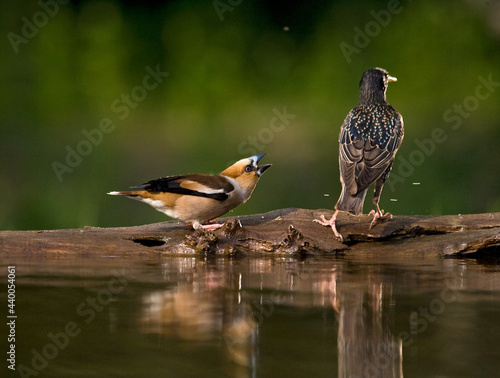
[1,209,499,257]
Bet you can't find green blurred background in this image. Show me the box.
[1,0,499,230]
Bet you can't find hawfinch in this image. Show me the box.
[108,154,271,230]
[315,68,404,240]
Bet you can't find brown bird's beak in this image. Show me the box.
[257,164,272,177]
[247,153,271,177]
[388,75,397,82]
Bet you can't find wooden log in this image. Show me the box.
[1,209,499,257]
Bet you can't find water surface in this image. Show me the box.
[3,253,500,377]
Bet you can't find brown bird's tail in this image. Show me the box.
[107,191,147,200]
[335,186,368,215]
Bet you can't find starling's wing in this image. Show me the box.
[134,174,233,201]
[338,110,365,196]
[355,106,404,193]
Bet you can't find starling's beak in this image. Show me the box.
[388,75,397,82]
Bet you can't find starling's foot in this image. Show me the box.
[314,212,343,241]
[368,209,393,230]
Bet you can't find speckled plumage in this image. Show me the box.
[341,104,401,150]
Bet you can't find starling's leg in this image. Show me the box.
[314,210,343,241]
[368,175,393,229]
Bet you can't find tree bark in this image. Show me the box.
[1,208,499,257]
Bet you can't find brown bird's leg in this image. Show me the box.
[369,179,392,229]
[314,210,343,241]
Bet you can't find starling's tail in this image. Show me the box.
[335,186,368,215]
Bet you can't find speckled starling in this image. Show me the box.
[315,67,404,240]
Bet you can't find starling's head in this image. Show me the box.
[359,67,397,105]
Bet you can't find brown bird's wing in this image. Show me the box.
[135,174,234,201]
[339,105,404,195]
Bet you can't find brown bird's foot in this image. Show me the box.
[190,221,224,231]
[368,208,393,230]
[200,223,224,231]
[314,212,343,241]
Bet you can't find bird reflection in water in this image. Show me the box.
[138,266,259,375]
[337,281,403,378]
[137,258,403,377]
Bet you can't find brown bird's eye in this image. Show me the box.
[245,165,253,173]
